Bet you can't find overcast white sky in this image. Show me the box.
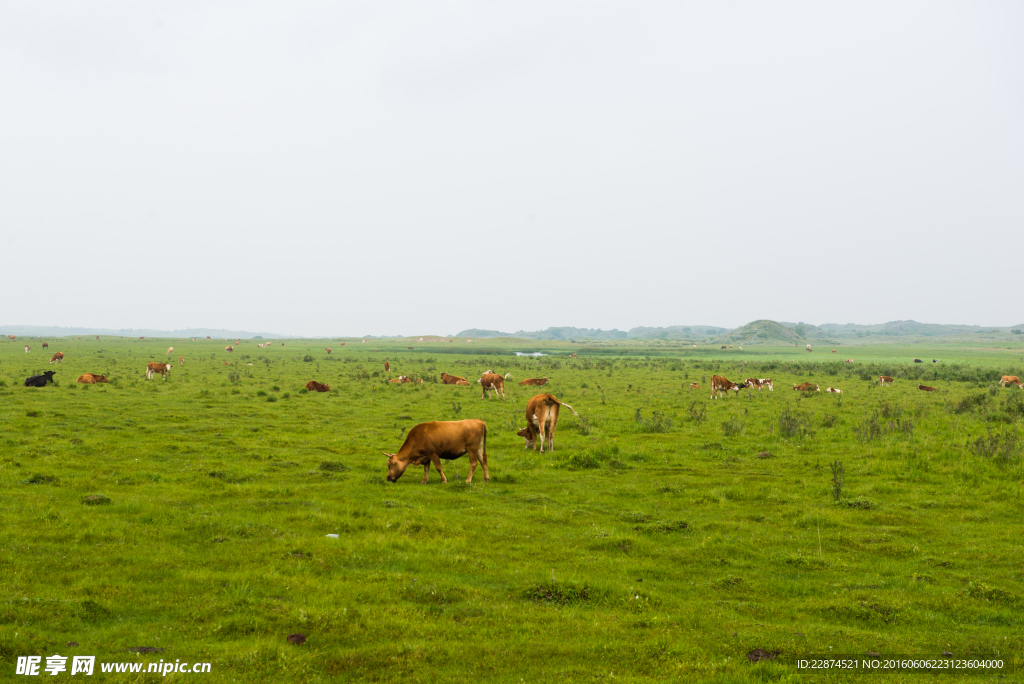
[1,1,1021,336]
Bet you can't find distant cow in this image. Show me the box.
[569,353,577,358]
[305,380,331,392]
[689,382,700,389]
[388,375,413,384]
[7,335,15,340]
[825,387,842,394]
[832,349,837,353]
[710,375,745,399]
[167,347,174,355]
[745,378,773,392]
[845,359,854,363]
[146,362,171,380]
[879,376,894,386]
[519,378,549,386]
[50,352,64,364]
[440,372,468,385]
[140,336,145,340]
[720,345,727,350]
[917,384,937,392]
[478,373,506,401]
[407,347,414,350]
[325,348,331,354]
[77,373,109,384]
[999,375,1022,388]
[384,419,489,484]
[517,393,579,453]
[179,356,185,365]
[806,344,812,352]
[24,371,56,387]
[225,346,233,352]
[24,345,30,353]
[913,358,922,363]
[42,342,48,348]
[385,362,390,373]
[793,382,819,391]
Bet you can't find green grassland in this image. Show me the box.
[1,337,1023,682]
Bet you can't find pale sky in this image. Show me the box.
[2,1,1022,336]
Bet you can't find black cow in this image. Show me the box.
[913,358,923,363]
[25,371,56,387]
[933,359,937,363]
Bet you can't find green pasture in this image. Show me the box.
[1,337,1022,682]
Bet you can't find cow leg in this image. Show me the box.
[430,455,447,483]
[467,452,478,483]
[421,463,430,484]
[479,442,489,482]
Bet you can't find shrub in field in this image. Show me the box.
[830,460,845,501]
[971,428,1022,465]
[947,393,988,414]
[525,581,603,606]
[568,452,601,469]
[303,355,314,362]
[634,409,672,433]
[688,401,708,425]
[772,406,814,439]
[720,418,745,437]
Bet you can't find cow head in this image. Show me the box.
[94,375,109,383]
[517,427,535,449]
[43,371,56,378]
[383,452,408,482]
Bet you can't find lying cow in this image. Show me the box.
[146,362,171,380]
[793,382,819,391]
[440,372,468,385]
[517,393,578,453]
[384,419,489,483]
[388,375,411,384]
[478,372,506,400]
[225,345,233,352]
[77,374,109,384]
[50,352,64,364]
[689,382,700,389]
[519,378,549,386]
[917,384,937,392]
[710,375,745,399]
[25,371,56,387]
[825,387,842,394]
[999,375,1023,388]
[305,380,330,392]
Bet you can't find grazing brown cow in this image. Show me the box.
[879,376,894,386]
[519,378,549,386]
[340,342,346,346]
[77,373,109,384]
[478,373,506,401]
[845,359,854,363]
[832,349,837,353]
[225,345,233,352]
[305,380,331,392]
[745,377,773,392]
[7,335,15,340]
[999,375,1023,388]
[146,362,171,380]
[167,347,174,355]
[42,342,48,348]
[384,419,489,484]
[825,387,842,393]
[517,393,579,453]
[385,362,390,373]
[139,336,145,340]
[407,347,414,350]
[325,348,331,354]
[179,356,185,365]
[50,352,64,364]
[689,382,700,389]
[793,382,819,391]
[710,375,745,399]
[440,372,468,385]
[917,384,937,392]
[806,344,812,352]
[720,345,727,350]
[569,353,577,358]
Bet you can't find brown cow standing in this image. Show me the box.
[325,348,332,354]
[77,374,109,384]
[710,375,744,399]
[917,384,937,392]
[305,380,331,392]
[479,373,506,401]
[517,393,579,453]
[384,419,489,484]
[518,378,549,386]
[146,362,171,380]
[385,362,390,373]
[50,352,64,364]
[42,342,48,348]
[999,375,1023,388]
[179,356,185,365]
[879,376,894,386]
[569,353,577,358]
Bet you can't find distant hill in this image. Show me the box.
[727,320,799,344]
[0,325,285,339]
[455,329,513,338]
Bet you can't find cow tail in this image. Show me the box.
[557,400,580,417]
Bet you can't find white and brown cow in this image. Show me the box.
[710,375,745,399]
[167,346,174,355]
[999,375,1023,388]
[825,387,842,393]
[384,419,489,484]
[146,362,171,380]
[879,376,894,386]
[179,356,185,365]
[50,352,64,364]
[478,372,507,401]
[24,345,31,353]
[517,393,579,453]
